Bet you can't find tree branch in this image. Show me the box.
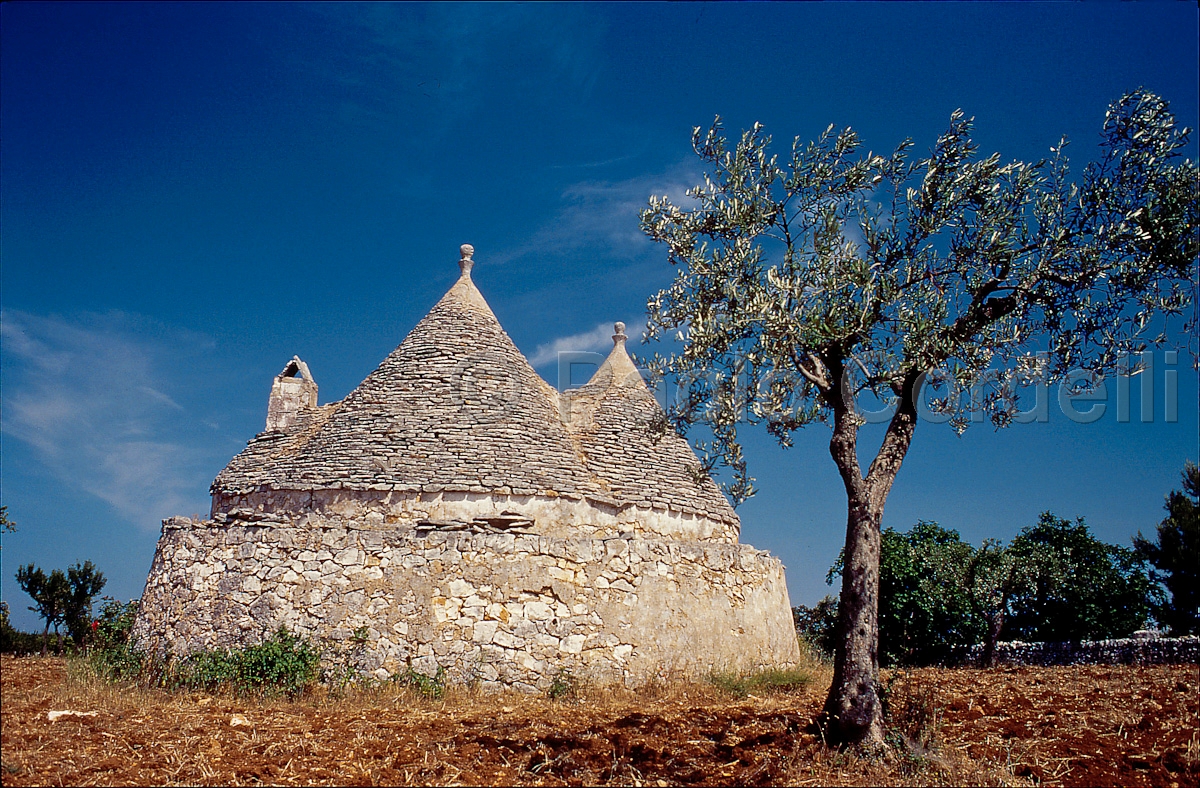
[864,369,922,508]
[827,361,865,500]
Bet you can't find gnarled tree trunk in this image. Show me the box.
[822,495,886,746]
[820,368,920,747]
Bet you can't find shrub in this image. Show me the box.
[170,648,240,692]
[793,597,839,657]
[231,627,321,698]
[83,623,320,699]
[85,598,146,682]
[91,597,138,648]
[0,602,45,655]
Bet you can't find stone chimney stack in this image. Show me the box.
[266,356,317,432]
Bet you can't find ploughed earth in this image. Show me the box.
[1,655,1196,787]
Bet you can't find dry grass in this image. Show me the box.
[2,653,1196,786]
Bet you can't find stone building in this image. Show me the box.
[133,245,799,690]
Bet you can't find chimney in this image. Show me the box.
[265,356,317,431]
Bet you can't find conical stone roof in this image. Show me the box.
[213,246,737,528]
[561,323,737,524]
[214,246,596,499]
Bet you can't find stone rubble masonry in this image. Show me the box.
[211,489,737,543]
[131,513,800,690]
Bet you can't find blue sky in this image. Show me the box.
[2,2,1197,631]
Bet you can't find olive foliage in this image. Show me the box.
[640,90,1195,501]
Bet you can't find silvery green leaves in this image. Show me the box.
[639,90,1197,501]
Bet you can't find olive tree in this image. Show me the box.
[965,538,1030,668]
[639,89,1197,746]
[14,561,106,654]
[15,564,70,655]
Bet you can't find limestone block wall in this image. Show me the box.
[133,515,799,691]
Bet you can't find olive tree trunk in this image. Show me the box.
[822,493,886,746]
[820,369,920,747]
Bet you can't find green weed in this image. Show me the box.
[707,666,812,698]
[547,668,578,701]
[392,663,447,699]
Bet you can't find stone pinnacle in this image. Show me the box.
[459,244,475,276]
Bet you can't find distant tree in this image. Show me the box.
[64,561,107,645]
[13,561,106,653]
[965,539,1032,666]
[879,522,982,666]
[828,522,982,666]
[15,565,70,656]
[0,506,15,549]
[793,595,840,656]
[640,89,1197,744]
[1134,462,1199,635]
[1005,513,1153,641]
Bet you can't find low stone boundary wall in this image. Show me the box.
[132,516,800,691]
[951,636,1200,667]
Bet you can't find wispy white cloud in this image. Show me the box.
[528,319,647,369]
[1,311,220,530]
[138,386,185,411]
[548,153,643,170]
[489,163,702,266]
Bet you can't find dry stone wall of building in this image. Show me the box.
[133,514,800,691]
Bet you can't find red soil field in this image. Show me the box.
[1,655,1196,786]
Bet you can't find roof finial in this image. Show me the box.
[459,244,475,276]
[612,321,628,346]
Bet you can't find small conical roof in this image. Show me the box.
[562,324,737,523]
[214,246,596,498]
